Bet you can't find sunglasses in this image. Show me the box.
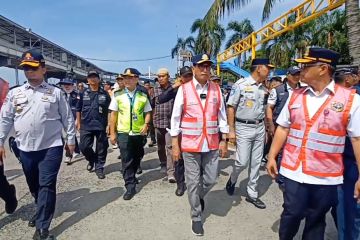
[196,64,212,70]
[22,65,40,71]
[300,63,326,69]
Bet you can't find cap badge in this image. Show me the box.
[330,102,344,112]
[24,53,33,60]
[202,54,209,60]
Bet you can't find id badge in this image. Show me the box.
[99,106,103,114]
[132,113,138,121]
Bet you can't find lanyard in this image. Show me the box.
[125,88,137,108]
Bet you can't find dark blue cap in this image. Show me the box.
[59,78,74,85]
[87,70,100,78]
[121,68,141,77]
[179,66,193,76]
[251,58,275,68]
[287,66,301,75]
[192,54,213,65]
[295,47,340,67]
[19,49,45,67]
[335,66,359,76]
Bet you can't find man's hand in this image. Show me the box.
[110,133,117,145]
[172,81,182,89]
[106,125,110,135]
[267,157,278,179]
[172,143,181,161]
[0,146,5,166]
[268,122,276,137]
[66,144,75,156]
[140,124,149,135]
[228,130,236,144]
[219,140,228,158]
[354,179,360,203]
[76,121,81,131]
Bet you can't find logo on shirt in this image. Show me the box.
[330,102,344,112]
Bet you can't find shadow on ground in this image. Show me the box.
[51,187,123,236]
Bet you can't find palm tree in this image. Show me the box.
[190,18,226,58]
[226,19,254,66]
[345,0,360,66]
[205,0,359,65]
[171,36,195,59]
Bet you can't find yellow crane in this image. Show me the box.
[216,0,346,75]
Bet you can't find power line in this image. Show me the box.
[84,55,172,63]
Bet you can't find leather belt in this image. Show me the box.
[236,118,264,124]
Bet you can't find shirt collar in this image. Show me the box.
[305,80,335,96]
[192,77,209,89]
[24,81,47,89]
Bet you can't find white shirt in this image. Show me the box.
[277,80,360,185]
[109,88,152,135]
[170,78,229,152]
[267,82,296,106]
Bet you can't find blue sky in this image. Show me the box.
[1,0,300,86]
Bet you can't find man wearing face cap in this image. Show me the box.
[267,47,360,239]
[109,68,152,200]
[226,58,274,209]
[171,54,228,236]
[0,49,76,240]
[76,70,111,179]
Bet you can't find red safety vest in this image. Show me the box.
[281,85,355,177]
[180,80,221,152]
[0,78,9,110]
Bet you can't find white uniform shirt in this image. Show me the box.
[267,82,296,106]
[170,78,229,152]
[277,80,360,185]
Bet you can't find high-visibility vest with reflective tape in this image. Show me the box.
[281,84,355,177]
[180,80,221,152]
[114,89,148,134]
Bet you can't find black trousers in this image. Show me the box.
[174,158,185,186]
[0,165,13,204]
[79,129,108,170]
[279,177,338,240]
[118,133,144,191]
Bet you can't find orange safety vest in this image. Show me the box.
[180,80,221,152]
[0,78,9,110]
[281,85,355,177]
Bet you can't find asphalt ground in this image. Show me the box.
[0,138,337,240]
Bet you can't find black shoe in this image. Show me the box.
[148,141,156,147]
[86,161,94,172]
[135,178,140,184]
[5,185,18,214]
[175,183,186,197]
[136,166,142,175]
[225,177,236,196]
[123,189,136,200]
[245,196,266,209]
[33,229,54,240]
[191,221,204,236]
[95,169,105,179]
[28,213,37,227]
[200,198,205,212]
[117,155,121,160]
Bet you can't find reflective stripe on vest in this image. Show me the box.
[281,84,355,177]
[180,80,221,152]
[306,140,344,153]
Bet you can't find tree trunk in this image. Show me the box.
[346,0,360,66]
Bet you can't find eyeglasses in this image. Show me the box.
[196,64,212,70]
[300,63,326,69]
[22,65,40,72]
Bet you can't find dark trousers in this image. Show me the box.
[336,159,360,240]
[0,165,13,204]
[149,122,156,143]
[279,177,338,240]
[174,158,185,186]
[118,133,144,191]
[79,130,108,170]
[156,128,169,168]
[19,146,63,230]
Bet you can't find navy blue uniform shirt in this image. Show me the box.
[76,88,111,131]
